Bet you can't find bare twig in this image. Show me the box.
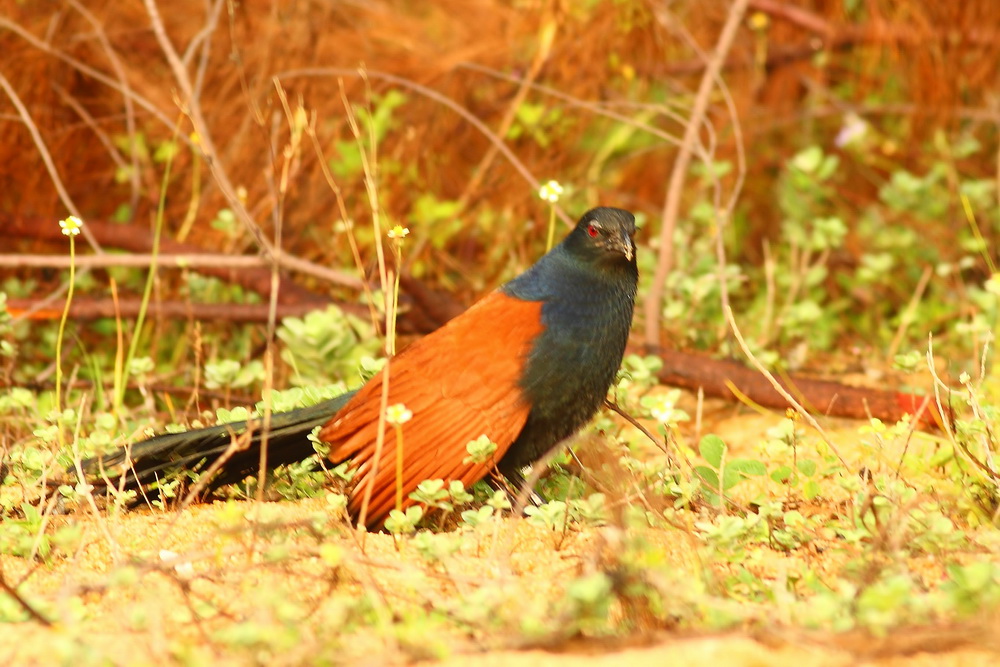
[64,0,142,211]
[5,298,341,323]
[0,251,363,291]
[603,398,691,472]
[644,0,749,347]
[0,71,102,253]
[748,0,999,47]
[185,0,226,99]
[53,84,130,182]
[338,77,391,531]
[0,566,52,626]
[723,304,851,469]
[666,12,749,349]
[142,0,273,260]
[0,16,180,136]
[457,61,686,149]
[887,265,934,362]
[277,67,570,226]
[458,9,559,207]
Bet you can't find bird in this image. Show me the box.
[83,207,638,527]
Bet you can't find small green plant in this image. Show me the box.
[330,90,408,180]
[53,216,83,437]
[506,102,565,148]
[384,402,412,511]
[277,306,383,386]
[524,499,568,530]
[384,505,423,535]
[463,435,498,464]
[693,434,766,507]
[0,502,82,561]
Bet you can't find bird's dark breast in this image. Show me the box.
[499,274,636,475]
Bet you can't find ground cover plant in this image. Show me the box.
[1,0,999,664]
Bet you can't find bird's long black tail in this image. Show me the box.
[82,392,356,495]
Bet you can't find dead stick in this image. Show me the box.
[0,567,53,626]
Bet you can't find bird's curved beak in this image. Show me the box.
[613,230,635,262]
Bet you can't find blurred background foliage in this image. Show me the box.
[0,0,997,383]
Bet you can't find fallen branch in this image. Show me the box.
[651,345,941,429]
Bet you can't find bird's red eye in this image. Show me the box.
[587,224,599,238]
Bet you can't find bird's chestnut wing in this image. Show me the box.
[318,291,544,526]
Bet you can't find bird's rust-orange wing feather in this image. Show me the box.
[318,291,544,526]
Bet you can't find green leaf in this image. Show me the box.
[815,153,840,180]
[791,146,823,173]
[153,140,180,163]
[699,434,726,469]
[729,459,766,476]
[721,459,766,490]
[330,140,363,179]
[771,465,793,483]
[929,444,954,468]
[694,465,720,490]
[796,460,818,476]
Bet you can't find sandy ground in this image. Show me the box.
[3,409,998,665]
[2,493,998,666]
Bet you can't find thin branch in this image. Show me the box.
[186,0,226,100]
[724,305,851,469]
[457,11,558,207]
[667,12,749,348]
[457,61,685,147]
[0,16,182,142]
[277,67,570,226]
[0,253,278,270]
[887,265,934,362]
[141,0,275,260]
[64,0,142,211]
[0,71,102,253]
[748,0,999,47]
[0,567,52,626]
[643,0,749,347]
[6,298,342,323]
[52,84,129,173]
[0,250,362,290]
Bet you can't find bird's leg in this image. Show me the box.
[503,444,572,517]
[487,468,543,515]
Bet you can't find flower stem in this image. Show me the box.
[545,206,556,252]
[55,235,76,439]
[394,424,404,511]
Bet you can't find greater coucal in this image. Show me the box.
[84,207,638,527]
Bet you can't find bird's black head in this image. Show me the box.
[562,207,637,269]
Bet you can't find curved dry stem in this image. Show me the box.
[644,0,750,347]
[277,67,570,226]
[0,16,180,137]
[65,0,142,211]
[724,304,851,470]
[141,0,274,261]
[457,61,686,147]
[0,71,102,253]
